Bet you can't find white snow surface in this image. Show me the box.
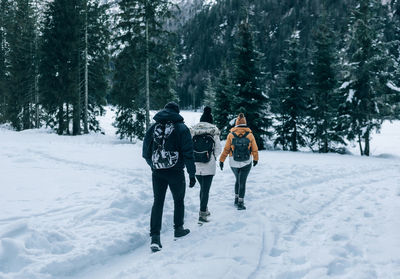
[1,108,400,279]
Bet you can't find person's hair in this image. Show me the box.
[200,106,213,124]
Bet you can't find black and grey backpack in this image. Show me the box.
[231,132,250,162]
[192,133,215,163]
[151,122,179,169]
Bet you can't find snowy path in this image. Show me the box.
[1,114,400,279]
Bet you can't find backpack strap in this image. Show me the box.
[232,131,249,138]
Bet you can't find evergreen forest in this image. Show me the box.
[0,0,399,155]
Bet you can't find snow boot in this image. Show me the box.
[198,211,209,224]
[234,195,239,207]
[237,198,246,210]
[150,235,162,252]
[205,207,211,216]
[174,226,190,238]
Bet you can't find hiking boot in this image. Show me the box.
[174,226,190,238]
[237,200,246,210]
[234,196,239,207]
[198,211,209,224]
[150,235,162,252]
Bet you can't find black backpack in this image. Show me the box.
[192,133,215,163]
[151,122,179,169]
[231,132,251,162]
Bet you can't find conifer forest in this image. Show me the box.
[0,0,399,155]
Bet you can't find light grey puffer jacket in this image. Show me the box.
[190,122,222,176]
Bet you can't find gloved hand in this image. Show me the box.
[189,176,196,188]
[219,161,224,171]
[253,160,258,167]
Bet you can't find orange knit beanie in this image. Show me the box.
[235,113,247,126]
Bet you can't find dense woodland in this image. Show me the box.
[0,0,399,155]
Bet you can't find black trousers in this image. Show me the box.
[150,169,186,236]
[195,175,214,212]
[231,163,252,199]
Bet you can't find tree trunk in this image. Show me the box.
[358,133,364,156]
[364,129,370,156]
[145,16,150,130]
[83,0,89,134]
[58,104,64,135]
[73,94,81,135]
[291,122,298,151]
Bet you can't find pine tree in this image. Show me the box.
[203,73,215,108]
[112,0,177,140]
[341,0,390,156]
[274,30,308,152]
[307,14,344,153]
[7,0,37,130]
[0,0,10,123]
[230,20,269,150]
[40,0,81,135]
[214,66,233,137]
[80,0,110,133]
[386,0,400,118]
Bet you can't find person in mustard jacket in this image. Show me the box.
[219,113,259,210]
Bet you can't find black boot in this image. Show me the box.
[237,198,246,210]
[150,235,162,252]
[198,211,209,224]
[174,226,190,238]
[234,196,239,207]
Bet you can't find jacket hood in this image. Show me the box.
[153,108,184,123]
[190,122,220,136]
[230,126,252,136]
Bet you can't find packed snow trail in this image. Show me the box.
[0,111,399,279]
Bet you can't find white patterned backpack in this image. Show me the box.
[151,122,179,169]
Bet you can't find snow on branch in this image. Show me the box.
[387,81,400,93]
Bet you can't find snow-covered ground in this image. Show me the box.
[1,108,399,279]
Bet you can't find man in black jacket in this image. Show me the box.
[142,102,196,252]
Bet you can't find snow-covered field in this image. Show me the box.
[1,108,399,279]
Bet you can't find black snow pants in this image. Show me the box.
[195,175,214,212]
[231,163,252,199]
[150,169,186,236]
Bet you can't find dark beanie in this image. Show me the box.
[164,102,180,113]
[200,106,213,124]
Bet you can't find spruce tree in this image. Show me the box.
[274,30,308,152]
[308,14,344,153]
[214,66,233,137]
[40,0,81,135]
[341,0,390,156]
[80,0,110,133]
[0,0,10,123]
[386,0,400,118]
[7,0,37,130]
[112,0,177,140]
[230,20,269,150]
[203,73,215,108]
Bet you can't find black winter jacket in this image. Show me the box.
[142,108,196,177]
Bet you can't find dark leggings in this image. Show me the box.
[231,163,251,199]
[195,175,214,212]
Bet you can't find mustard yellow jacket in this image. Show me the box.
[219,126,259,162]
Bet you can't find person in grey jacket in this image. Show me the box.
[190,106,222,223]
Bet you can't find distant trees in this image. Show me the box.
[111,0,178,141]
[40,0,109,135]
[340,0,391,155]
[0,0,399,155]
[230,20,269,150]
[274,31,307,151]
